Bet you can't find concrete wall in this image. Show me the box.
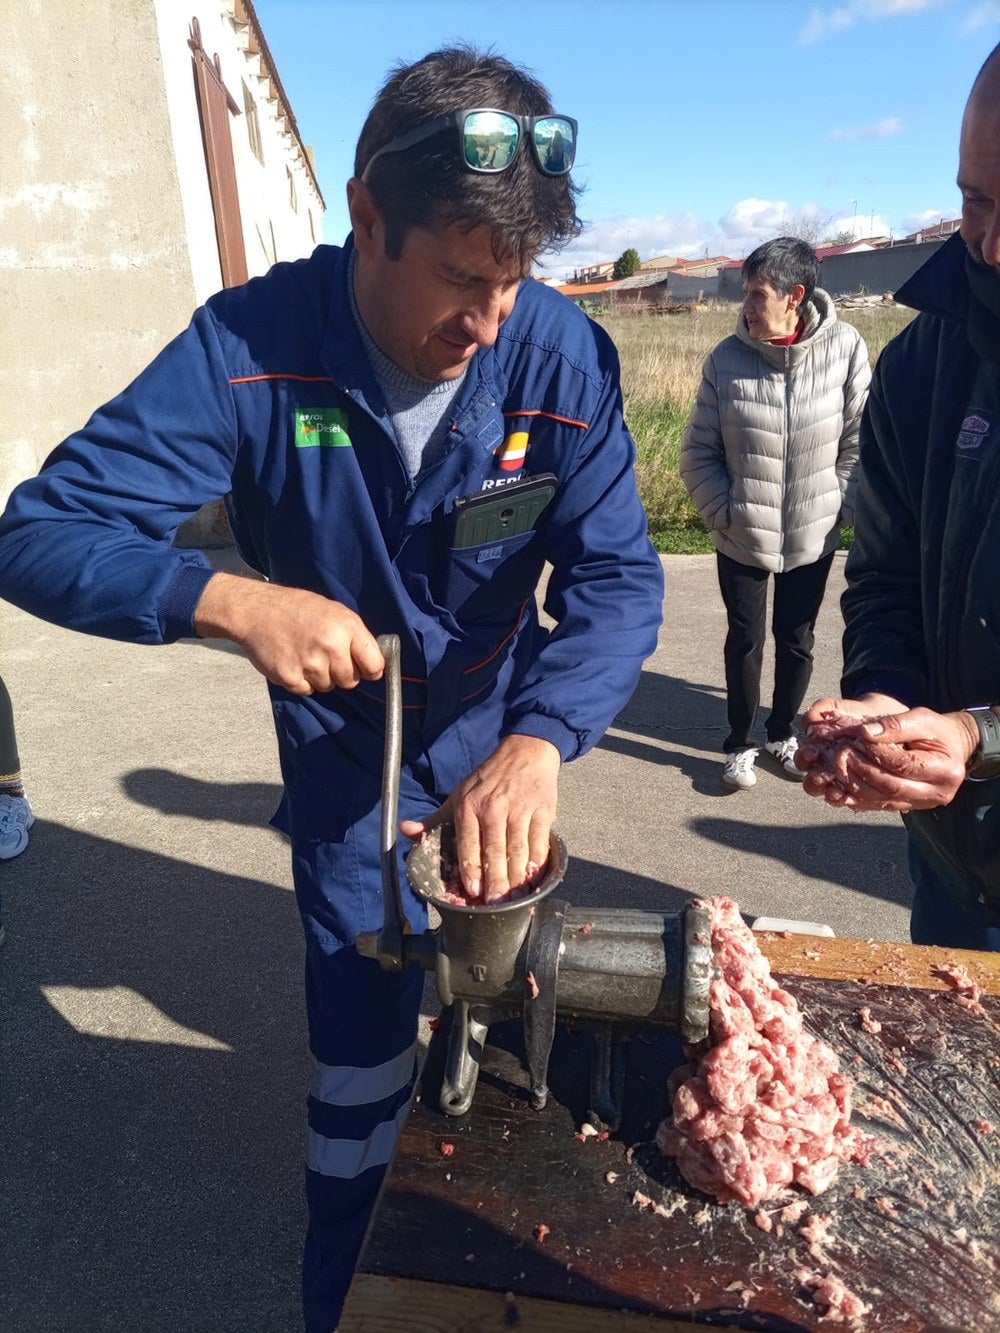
[717,239,948,304]
[667,272,720,302]
[817,239,946,299]
[2,1,325,518]
[1,0,198,510]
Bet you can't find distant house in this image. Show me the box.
[3,0,324,519]
[903,217,962,244]
[638,254,682,272]
[606,273,674,307]
[553,279,618,311]
[571,260,616,283]
[673,254,733,277]
[815,241,873,258]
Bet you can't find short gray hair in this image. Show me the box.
[742,236,818,306]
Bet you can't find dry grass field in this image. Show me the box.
[599,303,917,551]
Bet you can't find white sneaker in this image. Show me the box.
[722,749,758,789]
[0,795,34,860]
[765,737,804,779]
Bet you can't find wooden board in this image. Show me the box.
[342,952,1000,1332]
[343,1276,742,1332]
[760,934,1000,994]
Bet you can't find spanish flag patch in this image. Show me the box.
[494,430,529,472]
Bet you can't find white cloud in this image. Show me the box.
[830,115,904,141]
[960,1,1000,33]
[827,210,894,237]
[799,0,941,45]
[538,196,906,279]
[901,206,957,230]
[717,197,835,248]
[541,211,711,279]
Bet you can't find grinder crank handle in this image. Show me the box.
[355,633,411,971]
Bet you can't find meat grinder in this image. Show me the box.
[356,635,714,1125]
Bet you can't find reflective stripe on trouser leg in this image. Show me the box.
[285,749,438,1330]
[301,942,424,1333]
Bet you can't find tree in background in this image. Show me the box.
[781,212,833,247]
[823,228,857,246]
[613,247,641,279]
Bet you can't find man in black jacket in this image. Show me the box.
[798,41,1000,951]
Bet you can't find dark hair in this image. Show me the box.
[354,45,582,270]
[742,236,818,307]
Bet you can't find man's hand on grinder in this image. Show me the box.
[400,734,561,904]
[194,572,384,694]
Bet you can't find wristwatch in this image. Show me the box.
[965,706,1000,780]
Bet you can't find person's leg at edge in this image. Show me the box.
[293,778,433,1333]
[0,673,33,944]
[716,551,768,754]
[766,552,835,744]
[908,837,1000,952]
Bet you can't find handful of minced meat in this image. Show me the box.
[657,897,874,1208]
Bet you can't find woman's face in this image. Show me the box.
[741,276,802,341]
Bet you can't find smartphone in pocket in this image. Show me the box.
[452,473,558,549]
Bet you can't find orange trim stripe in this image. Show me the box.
[463,599,530,675]
[502,408,589,429]
[229,373,334,385]
[460,678,499,704]
[357,688,425,710]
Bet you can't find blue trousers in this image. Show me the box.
[288,767,436,1333]
[908,837,1000,952]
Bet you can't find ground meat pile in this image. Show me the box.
[657,896,874,1208]
[429,840,546,907]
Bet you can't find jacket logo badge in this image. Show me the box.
[295,408,352,449]
[956,412,992,453]
[494,430,529,473]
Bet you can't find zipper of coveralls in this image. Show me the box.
[393,384,503,562]
[781,344,792,563]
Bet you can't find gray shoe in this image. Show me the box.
[0,795,34,859]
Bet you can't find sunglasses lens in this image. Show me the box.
[463,111,520,171]
[533,117,575,175]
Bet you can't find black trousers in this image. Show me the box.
[715,550,835,754]
[0,674,19,778]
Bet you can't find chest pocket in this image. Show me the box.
[445,529,544,626]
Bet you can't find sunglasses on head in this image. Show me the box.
[360,108,578,183]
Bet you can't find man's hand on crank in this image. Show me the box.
[400,734,562,904]
[194,572,384,694]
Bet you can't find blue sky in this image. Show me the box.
[253,0,1000,278]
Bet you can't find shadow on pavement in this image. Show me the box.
[614,667,727,739]
[687,813,912,910]
[0,820,307,1333]
[122,767,282,827]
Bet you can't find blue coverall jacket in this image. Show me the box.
[0,238,664,1328]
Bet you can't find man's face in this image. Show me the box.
[351,203,526,382]
[958,83,1000,272]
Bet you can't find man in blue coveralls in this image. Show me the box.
[0,46,663,1331]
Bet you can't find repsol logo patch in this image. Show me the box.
[295,408,352,448]
[956,412,993,453]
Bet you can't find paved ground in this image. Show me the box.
[0,550,911,1332]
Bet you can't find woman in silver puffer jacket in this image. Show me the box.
[680,236,871,791]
